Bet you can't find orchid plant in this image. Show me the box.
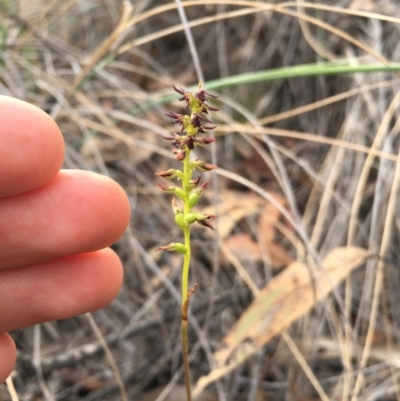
[156,81,219,401]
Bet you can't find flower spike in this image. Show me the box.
[156,83,219,400]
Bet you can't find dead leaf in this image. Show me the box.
[262,242,294,268]
[236,138,276,181]
[79,376,105,391]
[258,192,294,268]
[193,247,369,397]
[224,233,262,263]
[258,193,286,242]
[202,190,264,239]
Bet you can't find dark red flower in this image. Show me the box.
[195,88,218,103]
[156,183,175,193]
[161,133,181,141]
[174,149,186,161]
[194,159,218,172]
[165,110,190,131]
[189,176,201,187]
[154,169,176,179]
[196,213,217,230]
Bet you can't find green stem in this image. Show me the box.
[132,62,400,113]
[181,152,192,401]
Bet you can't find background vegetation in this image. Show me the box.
[2,0,400,400]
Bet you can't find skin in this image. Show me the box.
[0,96,131,382]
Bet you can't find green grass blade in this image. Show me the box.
[149,61,400,109]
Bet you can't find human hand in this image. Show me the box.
[0,96,130,382]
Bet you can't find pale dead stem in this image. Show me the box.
[114,0,397,67]
[215,124,400,163]
[302,124,351,399]
[5,376,19,401]
[174,0,204,83]
[275,7,390,65]
[86,313,128,401]
[33,326,55,401]
[350,92,400,400]
[295,0,337,61]
[308,125,347,249]
[338,90,400,400]
[259,79,400,125]
[381,288,400,400]
[347,91,400,243]
[70,1,135,94]
[120,1,400,31]
[14,0,75,51]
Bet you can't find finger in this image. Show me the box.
[0,333,16,383]
[0,96,64,197]
[0,170,130,269]
[0,248,123,332]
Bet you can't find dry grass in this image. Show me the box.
[2,0,400,400]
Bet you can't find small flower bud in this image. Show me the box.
[195,181,209,195]
[195,213,217,230]
[174,188,186,200]
[191,100,203,115]
[195,87,218,102]
[202,124,217,131]
[201,137,216,145]
[186,182,208,205]
[186,125,198,136]
[187,182,208,206]
[181,136,195,150]
[154,169,177,179]
[189,114,216,132]
[192,160,218,173]
[161,133,181,141]
[165,110,180,120]
[156,242,187,254]
[156,183,176,193]
[189,176,201,187]
[165,111,190,131]
[188,193,199,208]
[185,212,198,224]
[204,104,220,112]
[194,137,216,146]
[172,85,186,96]
[175,212,186,229]
[157,183,185,199]
[178,210,217,230]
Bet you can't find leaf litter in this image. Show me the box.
[193,246,369,397]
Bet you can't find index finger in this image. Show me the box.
[0,96,64,197]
